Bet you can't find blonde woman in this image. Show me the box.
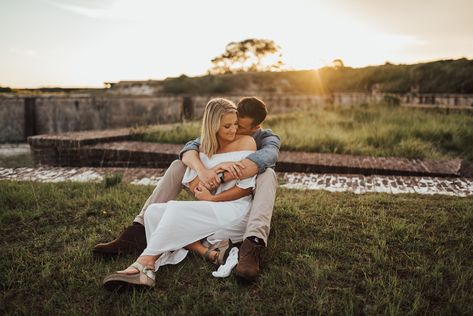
[103,98,256,289]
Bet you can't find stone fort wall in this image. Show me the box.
[1,93,472,142]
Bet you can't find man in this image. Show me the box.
[93,97,280,281]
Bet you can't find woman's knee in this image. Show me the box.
[144,203,165,222]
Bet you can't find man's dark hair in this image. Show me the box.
[237,97,268,126]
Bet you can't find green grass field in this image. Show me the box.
[136,104,473,163]
[1,181,472,315]
[0,153,33,168]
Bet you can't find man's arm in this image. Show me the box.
[246,134,280,173]
[220,134,280,181]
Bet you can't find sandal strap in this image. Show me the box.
[216,239,233,265]
[130,261,155,280]
[203,248,219,265]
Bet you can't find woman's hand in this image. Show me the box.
[196,168,221,190]
[194,183,215,201]
[213,162,245,179]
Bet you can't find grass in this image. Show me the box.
[0,153,33,168]
[136,104,473,163]
[1,180,472,315]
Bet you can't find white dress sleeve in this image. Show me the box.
[181,167,198,187]
[236,175,257,190]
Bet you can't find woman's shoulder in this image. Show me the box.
[231,135,256,151]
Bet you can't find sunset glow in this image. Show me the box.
[1,0,472,88]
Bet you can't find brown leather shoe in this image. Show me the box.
[235,238,264,282]
[93,223,146,257]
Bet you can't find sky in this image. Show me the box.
[1,0,472,88]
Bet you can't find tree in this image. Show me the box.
[331,59,345,69]
[209,39,284,75]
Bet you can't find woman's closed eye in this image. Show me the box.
[224,123,238,129]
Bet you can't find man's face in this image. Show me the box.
[237,116,258,135]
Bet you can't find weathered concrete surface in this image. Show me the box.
[27,126,465,177]
[0,167,165,184]
[1,167,472,197]
[0,96,24,142]
[0,94,184,142]
[282,173,473,197]
[277,151,462,177]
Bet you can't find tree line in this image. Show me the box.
[161,58,473,95]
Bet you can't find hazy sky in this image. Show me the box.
[1,0,472,88]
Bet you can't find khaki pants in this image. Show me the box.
[134,160,278,245]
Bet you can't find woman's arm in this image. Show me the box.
[182,150,220,190]
[187,176,201,193]
[194,183,252,202]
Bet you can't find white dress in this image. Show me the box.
[141,150,256,271]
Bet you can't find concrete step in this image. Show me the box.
[27,128,464,177]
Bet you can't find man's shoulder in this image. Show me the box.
[255,128,279,138]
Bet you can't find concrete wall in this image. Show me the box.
[333,92,473,107]
[0,94,184,142]
[0,96,24,142]
[2,92,472,142]
[189,95,327,118]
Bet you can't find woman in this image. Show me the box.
[103,98,256,289]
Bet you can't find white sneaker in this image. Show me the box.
[212,247,239,278]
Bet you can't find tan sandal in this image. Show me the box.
[204,239,233,266]
[103,261,156,290]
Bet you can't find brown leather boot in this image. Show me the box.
[93,223,146,257]
[235,238,264,282]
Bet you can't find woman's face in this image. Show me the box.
[217,112,238,143]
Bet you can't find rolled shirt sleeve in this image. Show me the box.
[246,133,280,173]
[179,138,201,160]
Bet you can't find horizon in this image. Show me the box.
[7,57,471,90]
[1,0,473,88]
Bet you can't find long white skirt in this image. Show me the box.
[141,197,251,271]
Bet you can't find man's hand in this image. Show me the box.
[194,183,214,201]
[221,158,259,182]
[197,168,221,190]
[215,161,245,179]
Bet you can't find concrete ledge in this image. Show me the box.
[277,151,462,177]
[27,128,132,148]
[28,130,464,177]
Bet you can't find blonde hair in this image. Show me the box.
[200,98,237,157]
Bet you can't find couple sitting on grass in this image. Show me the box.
[97,97,281,289]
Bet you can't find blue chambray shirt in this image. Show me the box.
[178,129,281,174]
